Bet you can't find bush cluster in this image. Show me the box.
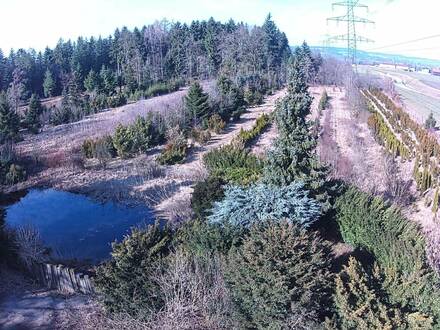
[202,145,263,185]
[335,187,440,323]
[157,126,188,165]
[234,113,271,148]
[112,115,165,158]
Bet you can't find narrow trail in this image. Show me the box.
[153,89,286,219]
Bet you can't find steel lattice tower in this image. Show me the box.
[327,0,374,65]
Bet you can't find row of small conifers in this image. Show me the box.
[364,88,440,207]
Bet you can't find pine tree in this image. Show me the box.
[185,81,210,127]
[263,59,335,211]
[226,220,332,329]
[84,69,101,93]
[43,69,56,98]
[24,93,43,134]
[100,66,116,95]
[0,92,20,143]
[295,42,316,84]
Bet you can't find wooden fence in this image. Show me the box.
[31,262,94,294]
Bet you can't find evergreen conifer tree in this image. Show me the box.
[185,81,210,127]
[0,92,20,143]
[226,220,332,328]
[425,112,437,130]
[24,93,43,134]
[263,59,335,211]
[43,69,56,98]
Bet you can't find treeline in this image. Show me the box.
[0,15,290,107]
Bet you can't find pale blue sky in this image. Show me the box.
[1,0,440,59]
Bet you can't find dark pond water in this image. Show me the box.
[1,189,154,262]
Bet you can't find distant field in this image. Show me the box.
[361,65,440,124]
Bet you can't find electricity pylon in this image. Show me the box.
[327,0,374,65]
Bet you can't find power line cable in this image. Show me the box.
[367,34,440,51]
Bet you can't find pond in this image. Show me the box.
[1,189,155,262]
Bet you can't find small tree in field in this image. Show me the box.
[425,112,437,130]
[185,82,210,127]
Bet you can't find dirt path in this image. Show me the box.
[153,89,286,220]
[319,86,396,194]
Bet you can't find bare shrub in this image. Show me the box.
[14,224,47,269]
[149,250,233,330]
[160,194,194,225]
[136,160,165,180]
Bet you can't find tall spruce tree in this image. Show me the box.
[263,59,334,211]
[24,93,42,133]
[0,92,20,143]
[43,69,56,98]
[185,81,210,127]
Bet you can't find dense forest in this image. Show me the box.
[0,15,291,107]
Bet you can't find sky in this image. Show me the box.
[1,0,440,59]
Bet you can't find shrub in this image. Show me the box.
[157,126,188,165]
[244,88,263,106]
[95,223,173,317]
[112,124,133,158]
[332,257,432,330]
[130,116,154,153]
[209,182,321,228]
[94,136,117,168]
[147,249,234,329]
[191,127,211,145]
[157,143,187,165]
[174,218,240,257]
[207,114,226,134]
[50,104,73,125]
[335,187,440,322]
[318,90,329,112]
[203,145,263,184]
[81,139,95,159]
[234,113,271,147]
[191,176,225,219]
[112,116,164,158]
[5,164,26,185]
[226,220,332,329]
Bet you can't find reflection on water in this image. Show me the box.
[2,189,154,261]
